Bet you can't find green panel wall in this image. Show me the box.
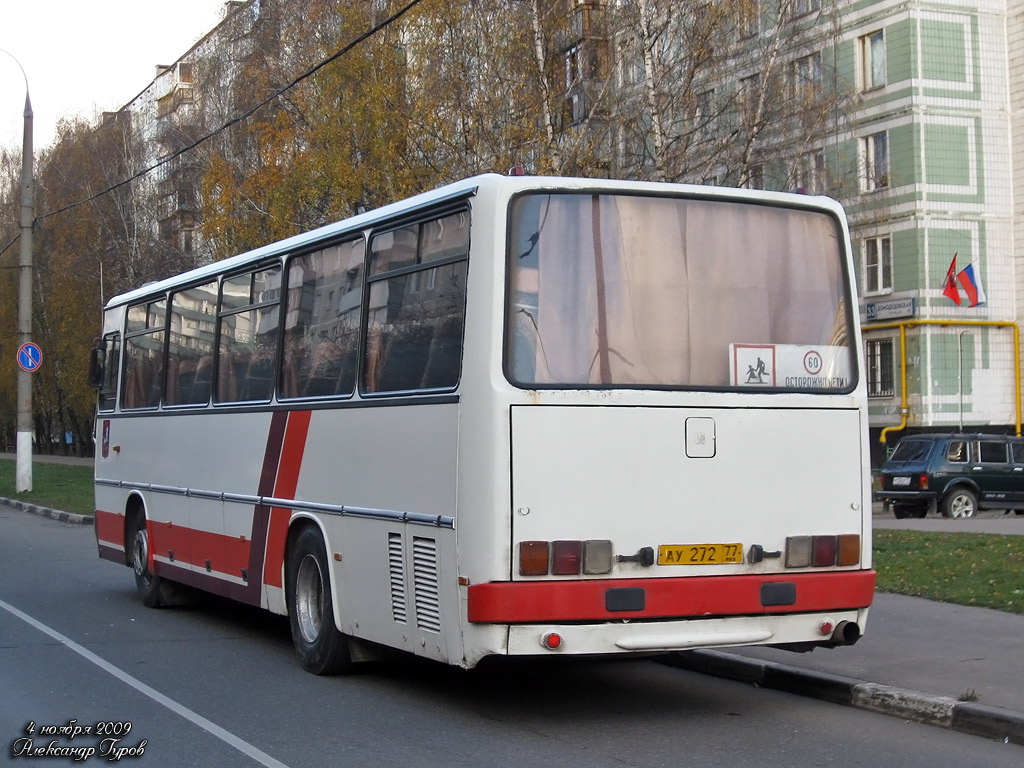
[924,123,971,185]
[889,123,918,187]
[921,20,967,82]
[892,228,922,292]
[887,18,916,84]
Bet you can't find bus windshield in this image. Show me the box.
[506,192,854,391]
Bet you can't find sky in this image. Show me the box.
[0,0,230,152]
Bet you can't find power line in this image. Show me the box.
[38,0,428,222]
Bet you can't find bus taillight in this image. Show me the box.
[552,540,582,574]
[518,540,614,576]
[784,534,860,568]
[519,541,549,575]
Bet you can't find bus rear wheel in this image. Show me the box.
[286,526,352,675]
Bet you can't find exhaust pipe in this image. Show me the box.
[830,620,861,646]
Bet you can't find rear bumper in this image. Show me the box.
[875,491,938,503]
[467,570,876,624]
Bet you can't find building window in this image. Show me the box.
[861,131,889,191]
[566,44,582,88]
[796,150,826,194]
[739,0,760,38]
[792,52,822,104]
[791,0,820,17]
[618,38,643,87]
[739,74,760,126]
[741,164,764,190]
[858,30,886,91]
[863,235,892,294]
[694,89,715,139]
[866,338,895,398]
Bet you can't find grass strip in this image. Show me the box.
[874,528,1024,614]
[0,459,95,517]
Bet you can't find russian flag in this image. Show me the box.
[956,261,987,306]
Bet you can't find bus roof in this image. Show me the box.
[104,173,845,310]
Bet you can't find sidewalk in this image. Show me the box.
[4,487,1023,744]
[0,451,93,467]
[668,506,1024,745]
[669,591,1024,744]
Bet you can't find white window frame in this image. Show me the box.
[740,0,760,38]
[858,30,886,91]
[861,131,889,191]
[791,0,820,17]
[863,234,893,294]
[792,51,822,103]
[694,89,715,139]
[797,150,826,194]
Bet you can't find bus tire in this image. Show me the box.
[129,517,163,608]
[286,526,352,675]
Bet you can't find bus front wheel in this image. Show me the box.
[129,519,163,608]
[286,526,353,675]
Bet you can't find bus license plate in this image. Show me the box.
[658,543,744,565]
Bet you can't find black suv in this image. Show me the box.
[877,433,1024,518]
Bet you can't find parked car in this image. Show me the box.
[877,433,1024,518]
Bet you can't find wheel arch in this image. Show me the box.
[283,514,340,626]
[123,492,147,567]
[940,478,981,499]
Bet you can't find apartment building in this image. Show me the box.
[115,0,1023,465]
[836,0,1020,462]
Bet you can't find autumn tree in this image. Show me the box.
[605,0,852,190]
[199,0,426,258]
[0,145,21,450]
[25,115,149,453]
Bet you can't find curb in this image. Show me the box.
[664,650,1024,745]
[0,497,93,526]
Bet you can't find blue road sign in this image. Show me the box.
[17,342,42,373]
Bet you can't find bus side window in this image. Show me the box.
[281,239,364,399]
[166,281,217,406]
[95,333,120,412]
[216,267,282,403]
[122,300,166,410]
[363,213,469,394]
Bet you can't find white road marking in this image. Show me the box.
[0,597,290,768]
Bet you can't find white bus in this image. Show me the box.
[90,173,875,674]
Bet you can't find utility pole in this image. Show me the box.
[2,48,34,492]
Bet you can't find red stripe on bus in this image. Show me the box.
[189,526,251,576]
[466,570,876,623]
[243,410,290,604]
[264,410,312,589]
[147,519,191,570]
[94,509,124,549]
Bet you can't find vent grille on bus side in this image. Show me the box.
[388,532,408,624]
[412,537,441,633]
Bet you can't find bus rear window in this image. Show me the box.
[506,193,854,391]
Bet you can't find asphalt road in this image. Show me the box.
[2,508,1022,767]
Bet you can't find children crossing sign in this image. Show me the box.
[17,342,42,373]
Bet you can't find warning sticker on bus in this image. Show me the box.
[729,343,851,390]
